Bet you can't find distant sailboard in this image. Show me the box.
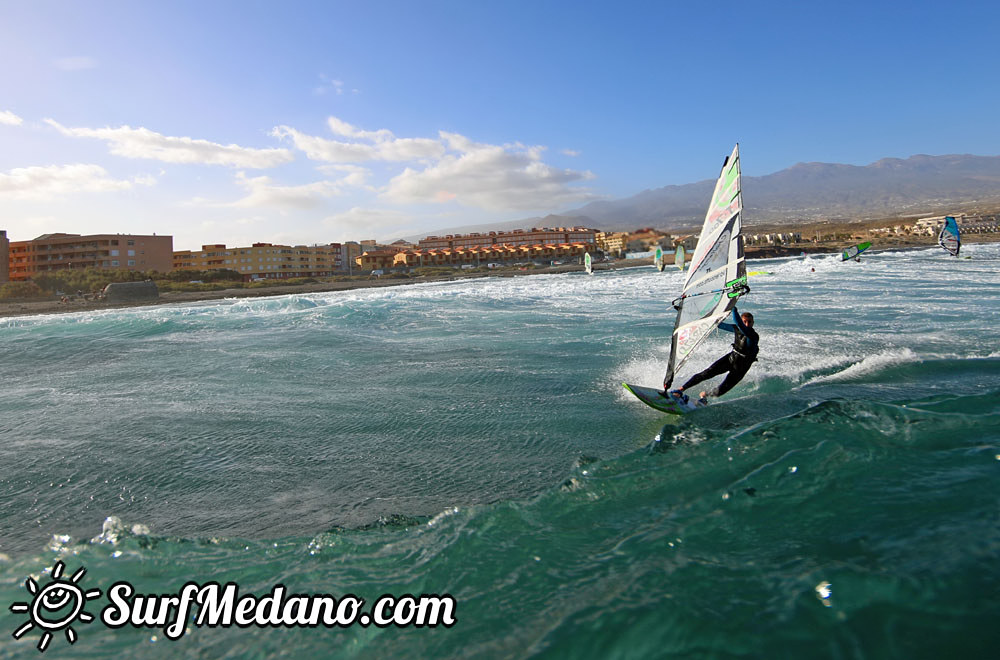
[624,144,749,414]
[674,245,686,271]
[841,241,871,261]
[938,216,961,257]
[654,246,665,272]
[584,252,593,274]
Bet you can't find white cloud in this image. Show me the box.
[0,164,152,199]
[45,119,294,168]
[0,110,23,126]
[222,172,343,209]
[384,131,597,210]
[561,149,581,157]
[271,117,444,163]
[322,207,415,238]
[213,165,373,209]
[271,126,378,162]
[209,165,373,209]
[271,117,596,211]
[313,74,345,96]
[53,56,98,71]
[326,117,391,141]
[315,164,374,190]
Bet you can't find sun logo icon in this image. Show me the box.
[9,560,102,652]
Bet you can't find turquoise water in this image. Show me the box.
[1,244,998,658]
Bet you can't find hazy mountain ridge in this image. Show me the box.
[408,153,1000,239]
[575,153,1000,231]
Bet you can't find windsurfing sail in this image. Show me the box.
[662,144,748,390]
[654,246,664,271]
[675,244,686,271]
[938,216,960,256]
[841,241,871,261]
[584,252,593,274]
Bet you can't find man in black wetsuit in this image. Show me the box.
[672,307,758,402]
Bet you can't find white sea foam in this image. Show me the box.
[799,347,921,386]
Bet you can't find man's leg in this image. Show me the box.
[680,354,731,391]
[712,360,752,397]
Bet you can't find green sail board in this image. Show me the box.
[841,241,871,261]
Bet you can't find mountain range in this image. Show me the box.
[411,153,1000,238]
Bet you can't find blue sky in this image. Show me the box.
[1,0,997,250]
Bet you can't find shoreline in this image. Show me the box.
[0,238,988,320]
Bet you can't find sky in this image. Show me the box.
[2,0,998,251]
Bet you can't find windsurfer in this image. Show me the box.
[672,307,758,400]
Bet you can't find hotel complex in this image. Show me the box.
[357,226,603,271]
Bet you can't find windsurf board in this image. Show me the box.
[622,382,706,414]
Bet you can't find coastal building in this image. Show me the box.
[419,226,597,250]
[356,250,401,271]
[387,242,591,269]
[341,242,362,273]
[745,232,802,246]
[912,214,999,236]
[172,242,352,280]
[626,228,672,250]
[0,230,9,283]
[7,233,173,281]
[673,235,699,251]
[595,231,628,257]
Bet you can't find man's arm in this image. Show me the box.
[730,307,758,349]
[718,307,740,332]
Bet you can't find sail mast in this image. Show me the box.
[663,144,748,389]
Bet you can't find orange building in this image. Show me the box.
[418,226,597,250]
[390,242,590,269]
[0,230,9,283]
[7,233,173,281]
[356,250,399,271]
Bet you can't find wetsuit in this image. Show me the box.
[681,308,759,398]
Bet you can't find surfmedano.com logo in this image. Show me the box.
[10,560,456,652]
[10,561,102,652]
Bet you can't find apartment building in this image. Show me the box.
[6,233,173,281]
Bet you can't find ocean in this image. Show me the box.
[1,244,998,658]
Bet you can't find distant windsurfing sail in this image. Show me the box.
[654,246,664,271]
[584,252,593,274]
[841,241,871,261]
[675,244,686,271]
[662,144,748,389]
[938,216,960,256]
